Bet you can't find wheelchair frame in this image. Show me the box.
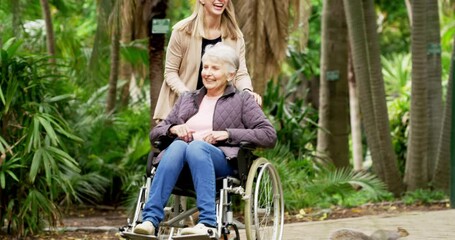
[119,141,284,240]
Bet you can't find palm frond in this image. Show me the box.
[233,0,311,93]
[308,166,388,201]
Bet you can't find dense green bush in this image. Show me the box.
[0,39,106,237]
[263,77,319,159]
[259,144,389,212]
[66,84,152,206]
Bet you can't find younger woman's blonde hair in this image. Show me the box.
[174,1,243,40]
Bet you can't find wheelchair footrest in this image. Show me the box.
[120,231,158,240]
[172,234,217,240]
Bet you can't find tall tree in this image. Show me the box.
[316,0,350,168]
[119,0,134,108]
[39,0,56,63]
[106,0,121,114]
[433,35,455,191]
[146,0,168,128]
[118,0,149,109]
[405,0,429,191]
[363,0,403,190]
[343,0,403,195]
[425,0,443,178]
[348,55,364,171]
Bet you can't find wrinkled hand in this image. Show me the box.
[246,90,262,106]
[203,131,229,144]
[170,124,195,142]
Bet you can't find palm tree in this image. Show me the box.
[425,0,443,178]
[343,0,403,195]
[363,0,403,191]
[349,55,364,171]
[316,0,350,168]
[433,34,454,191]
[119,0,134,108]
[405,0,429,191]
[232,0,311,94]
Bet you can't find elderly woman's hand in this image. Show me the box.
[169,124,195,142]
[203,131,229,144]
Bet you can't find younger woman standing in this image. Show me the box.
[153,0,261,121]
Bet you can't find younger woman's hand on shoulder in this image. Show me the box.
[244,90,262,106]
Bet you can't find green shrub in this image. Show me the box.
[67,87,152,206]
[0,38,106,237]
[259,144,388,212]
[263,79,319,159]
[402,189,447,205]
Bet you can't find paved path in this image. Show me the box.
[237,209,455,239]
[55,209,455,239]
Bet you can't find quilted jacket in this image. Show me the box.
[150,84,277,159]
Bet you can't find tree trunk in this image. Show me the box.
[405,0,429,191]
[119,0,134,108]
[106,0,121,114]
[425,0,443,179]
[317,0,350,168]
[40,0,56,63]
[343,0,403,195]
[147,0,168,128]
[363,0,403,192]
[433,35,455,191]
[348,53,363,171]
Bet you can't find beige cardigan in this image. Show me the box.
[153,26,253,120]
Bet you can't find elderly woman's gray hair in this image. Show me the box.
[202,43,239,75]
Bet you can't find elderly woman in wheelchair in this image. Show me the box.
[129,43,279,239]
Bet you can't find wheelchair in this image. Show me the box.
[119,137,284,240]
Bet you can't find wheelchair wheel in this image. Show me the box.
[244,158,284,240]
[222,223,240,240]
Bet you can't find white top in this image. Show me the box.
[186,95,220,140]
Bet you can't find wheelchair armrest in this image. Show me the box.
[239,141,256,150]
[153,135,174,151]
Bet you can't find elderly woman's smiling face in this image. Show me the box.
[201,57,234,96]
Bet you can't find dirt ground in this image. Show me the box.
[2,200,450,240]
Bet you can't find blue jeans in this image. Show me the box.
[142,140,234,228]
